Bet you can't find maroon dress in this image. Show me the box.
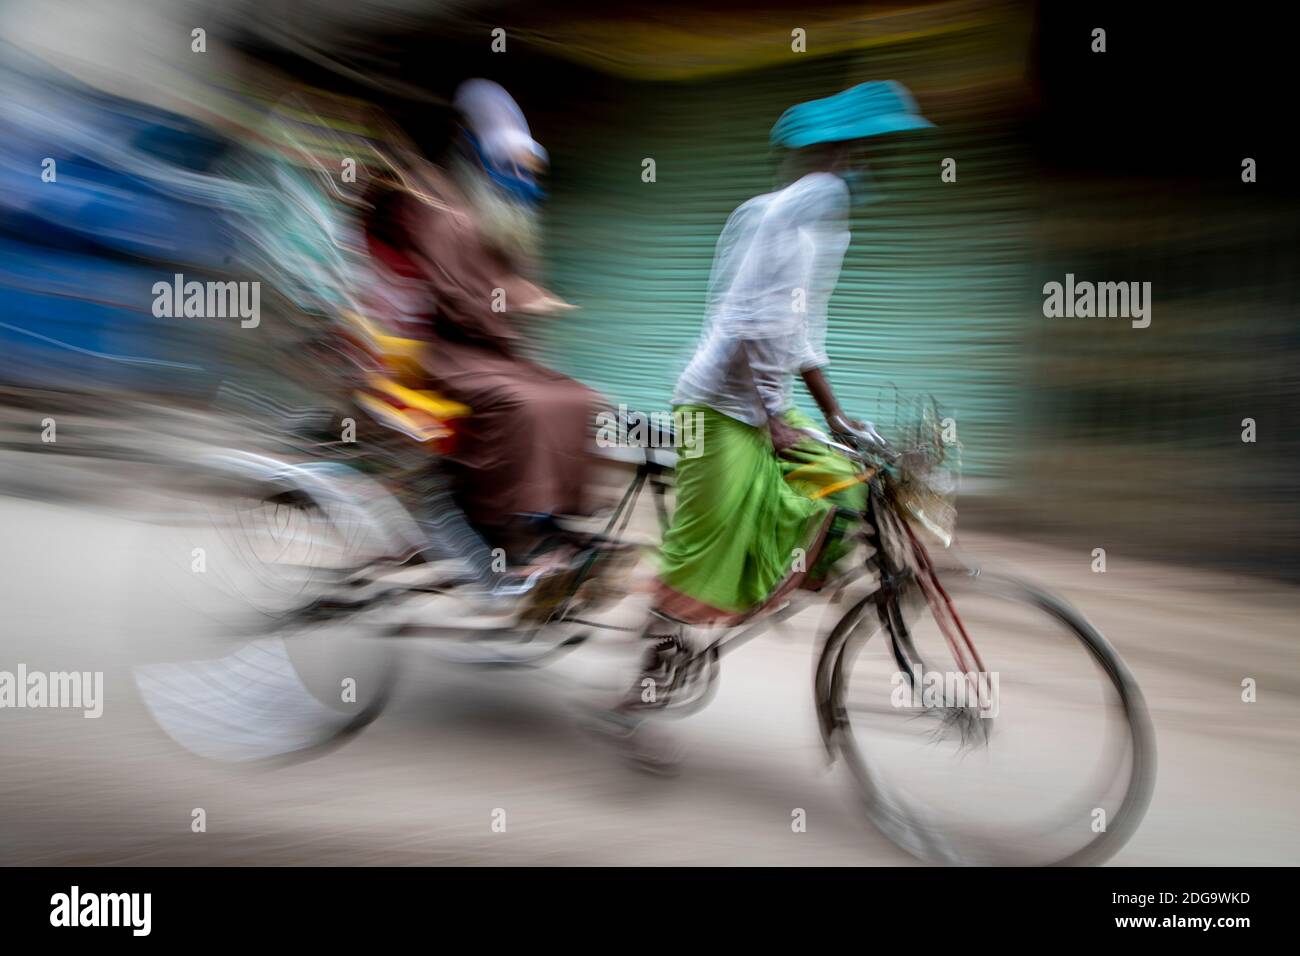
[364,166,598,537]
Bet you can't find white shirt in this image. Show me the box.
[674,172,850,426]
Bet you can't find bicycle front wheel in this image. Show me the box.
[818,567,1156,865]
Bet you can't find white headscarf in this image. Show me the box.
[452,79,547,174]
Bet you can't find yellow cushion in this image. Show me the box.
[366,374,470,419]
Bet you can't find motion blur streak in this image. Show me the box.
[0,1,1296,866]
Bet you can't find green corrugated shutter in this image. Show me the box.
[533,48,1032,478]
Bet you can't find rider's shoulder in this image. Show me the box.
[754,173,849,225]
[786,171,850,209]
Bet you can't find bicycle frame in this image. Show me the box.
[807,459,992,751]
[860,466,986,679]
[246,417,983,693]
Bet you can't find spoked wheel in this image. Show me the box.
[133,453,410,763]
[817,566,1156,865]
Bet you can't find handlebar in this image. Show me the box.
[800,419,899,464]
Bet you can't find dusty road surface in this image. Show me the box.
[1,456,1297,866]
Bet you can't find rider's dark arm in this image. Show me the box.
[801,366,845,425]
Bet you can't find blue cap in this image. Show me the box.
[770,80,934,149]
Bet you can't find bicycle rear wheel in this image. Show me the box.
[817,567,1156,865]
[132,452,408,763]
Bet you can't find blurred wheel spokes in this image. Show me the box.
[133,471,404,762]
[831,569,1153,865]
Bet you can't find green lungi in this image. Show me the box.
[655,404,867,625]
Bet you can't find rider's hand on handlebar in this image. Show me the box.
[827,412,866,437]
[826,413,899,462]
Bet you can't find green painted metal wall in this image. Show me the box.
[533,48,1033,477]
